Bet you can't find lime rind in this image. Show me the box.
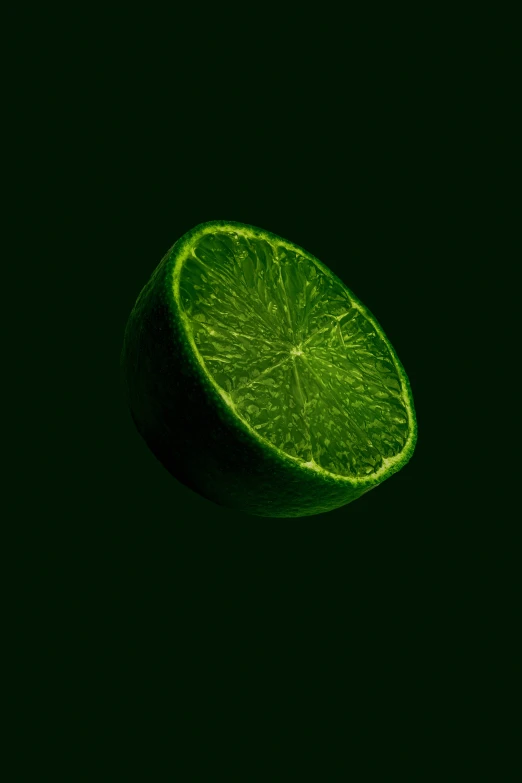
[169,220,417,488]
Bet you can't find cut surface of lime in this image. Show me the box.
[174,224,415,483]
[122,220,417,517]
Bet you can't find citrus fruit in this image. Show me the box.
[121,220,417,517]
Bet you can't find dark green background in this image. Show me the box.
[16,12,513,776]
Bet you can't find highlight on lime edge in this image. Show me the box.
[121,220,417,518]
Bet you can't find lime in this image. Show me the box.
[121,220,417,517]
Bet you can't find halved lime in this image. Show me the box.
[121,220,417,517]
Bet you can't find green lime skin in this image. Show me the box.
[121,220,417,517]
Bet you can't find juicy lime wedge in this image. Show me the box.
[122,220,417,517]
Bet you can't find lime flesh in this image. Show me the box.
[175,224,415,483]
